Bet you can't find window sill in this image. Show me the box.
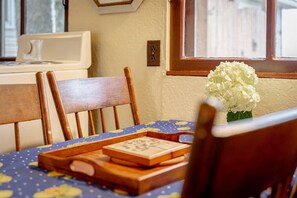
[166,70,297,79]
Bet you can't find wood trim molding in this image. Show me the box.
[93,0,132,7]
[92,0,144,14]
[169,0,297,79]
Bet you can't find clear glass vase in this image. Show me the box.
[227,111,253,122]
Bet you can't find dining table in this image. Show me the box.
[0,120,196,198]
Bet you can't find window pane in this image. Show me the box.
[25,0,64,34]
[0,0,20,57]
[185,0,266,58]
[276,0,297,58]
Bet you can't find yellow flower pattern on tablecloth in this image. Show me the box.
[33,184,82,198]
[0,190,13,198]
[136,127,160,132]
[177,127,191,131]
[157,192,180,198]
[66,142,88,148]
[29,161,38,167]
[0,173,12,184]
[145,121,156,125]
[113,189,128,195]
[37,144,52,149]
[63,175,73,180]
[47,171,65,177]
[109,129,124,133]
[0,162,3,168]
[175,121,188,126]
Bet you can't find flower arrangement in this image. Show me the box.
[205,61,260,122]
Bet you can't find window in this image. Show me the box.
[0,0,68,60]
[169,0,297,79]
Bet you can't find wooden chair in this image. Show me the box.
[46,67,140,141]
[182,98,297,198]
[0,72,53,151]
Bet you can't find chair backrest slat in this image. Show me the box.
[75,112,83,138]
[88,110,96,135]
[99,108,106,132]
[14,122,20,151]
[113,106,120,129]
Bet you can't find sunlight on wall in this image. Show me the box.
[69,0,297,127]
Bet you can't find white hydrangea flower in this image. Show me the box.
[205,61,260,112]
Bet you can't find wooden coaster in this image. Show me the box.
[103,136,190,167]
[110,155,187,167]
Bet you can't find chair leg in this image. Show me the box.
[75,112,83,138]
[100,108,106,133]
[14,122,21,151]
[88,111,96,135]
[113,106,120,129]
[271,176,293,198]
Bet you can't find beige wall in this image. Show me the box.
[69,0,297,127]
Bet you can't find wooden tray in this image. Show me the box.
[38,131,193,195]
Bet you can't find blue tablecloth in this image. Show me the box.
[0,120,195,198]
